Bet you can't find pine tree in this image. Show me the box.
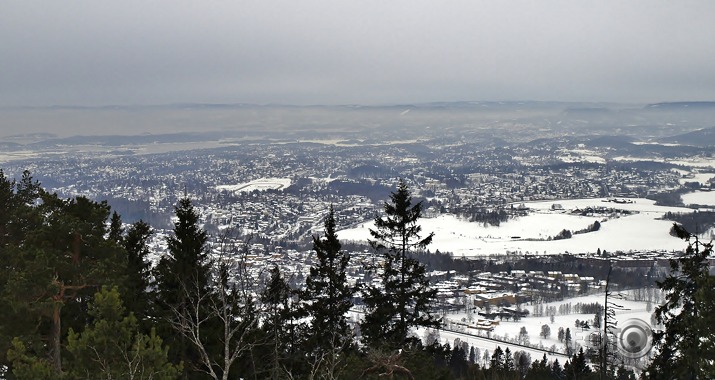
[0,170,32,367]
[2,179,125,375]
[65,286,181,380]
[643,224,715,379]
[361,179,440,349]
[299,206,354,373]
[154,197,211,379]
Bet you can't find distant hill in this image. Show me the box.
[662,126,715,147]
[0,141,23,150]
[646,101,715,110]
[587,135,635,147]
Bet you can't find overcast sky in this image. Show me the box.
[2,1,714,107]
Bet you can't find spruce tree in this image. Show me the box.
[108,211,124,244]
[300,206,354,362]
[154,197,211,379]
[551,359,564,379]
[360,179,440,349]
[122,220,154,323]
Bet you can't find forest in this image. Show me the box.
[0,170,712,379]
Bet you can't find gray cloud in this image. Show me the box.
[1,0,714,107]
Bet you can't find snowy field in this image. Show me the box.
[677,172,715,185]
[612,156,715,169]
[216,177,291,193]
[0,151,41,162]
[338,198,692,256]
[682,190,715,207]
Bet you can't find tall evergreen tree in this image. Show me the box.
[122,220,154,323]
[490,346,505,373]
[154,197,211,379]
[361,179,440,349]
[1,173,124,375]
[299,206,354,372]
[504,347,515,372]
[643,224,715,379]
[551,359,564,379]
[108,211,124,245]
[564,328,573,356]
[0,170,35,367]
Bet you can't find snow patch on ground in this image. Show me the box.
[216,177,291,193]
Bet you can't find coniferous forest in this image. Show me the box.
[1,170,713,379]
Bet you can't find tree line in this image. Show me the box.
[1,170,712,379]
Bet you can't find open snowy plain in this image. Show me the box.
[339,198,695,257]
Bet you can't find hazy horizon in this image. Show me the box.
[2,1,715,108]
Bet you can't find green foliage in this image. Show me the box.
[524,354,551,380]
[155,197,211,308]
[0,171,125,374]
[153,197,211,378]
[121,220,154,323]
[361,180,440,349]
[108,211,124,245]
[563,348,593,380]
[65,286,181,380]
[6,337,55,380]
[643,224,715,379]
[258,265,298,379]
[299,205,355,375]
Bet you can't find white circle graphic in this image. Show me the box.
[615,318,653,359]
